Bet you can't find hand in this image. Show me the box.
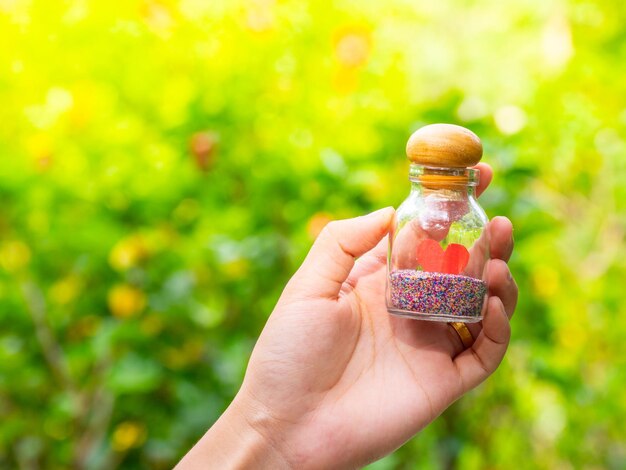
[177,163,517,469]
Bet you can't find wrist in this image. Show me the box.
[175,394,292,469]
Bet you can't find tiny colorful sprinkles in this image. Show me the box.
[390,270,487,319]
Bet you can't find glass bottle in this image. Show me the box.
[386,124,490,323]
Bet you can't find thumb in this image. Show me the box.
[286,207,394,300]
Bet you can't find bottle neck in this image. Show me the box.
[409,164,478,196]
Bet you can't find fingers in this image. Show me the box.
[474,162,493,198]
[351,234,389,275]
[487,259,518,319]
[286,207,395,300]
[489,216,514,262]
[454,296,510,391]
[450,227,517,357]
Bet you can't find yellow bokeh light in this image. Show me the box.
[107,284,147,319]
[111,421,147,452]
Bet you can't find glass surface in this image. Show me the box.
[386,166,490,322]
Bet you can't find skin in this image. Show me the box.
[177,163,518,469]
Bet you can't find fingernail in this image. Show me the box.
[499,300,508,319]
[508,232,515,253]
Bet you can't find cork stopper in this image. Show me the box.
[406,124,482,168]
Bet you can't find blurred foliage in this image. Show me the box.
[1,0,625,468]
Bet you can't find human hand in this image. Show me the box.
[177,163,517,469]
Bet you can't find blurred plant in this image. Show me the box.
[1,0,626,469]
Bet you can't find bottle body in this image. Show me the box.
[386,166,489,322]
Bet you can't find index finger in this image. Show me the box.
[474,162,493,198]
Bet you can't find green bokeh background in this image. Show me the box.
[1,0,625,468]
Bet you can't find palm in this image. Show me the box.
[302,250,466,465]
[242,237,509,468]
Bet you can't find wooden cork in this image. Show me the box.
[406,124,482,168]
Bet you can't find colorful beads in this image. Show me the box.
[389,270,487,319]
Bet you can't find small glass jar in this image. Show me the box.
[386,124,490,323]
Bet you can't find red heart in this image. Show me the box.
[417,240,470,275]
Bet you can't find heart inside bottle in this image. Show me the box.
[416,239,470,275]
